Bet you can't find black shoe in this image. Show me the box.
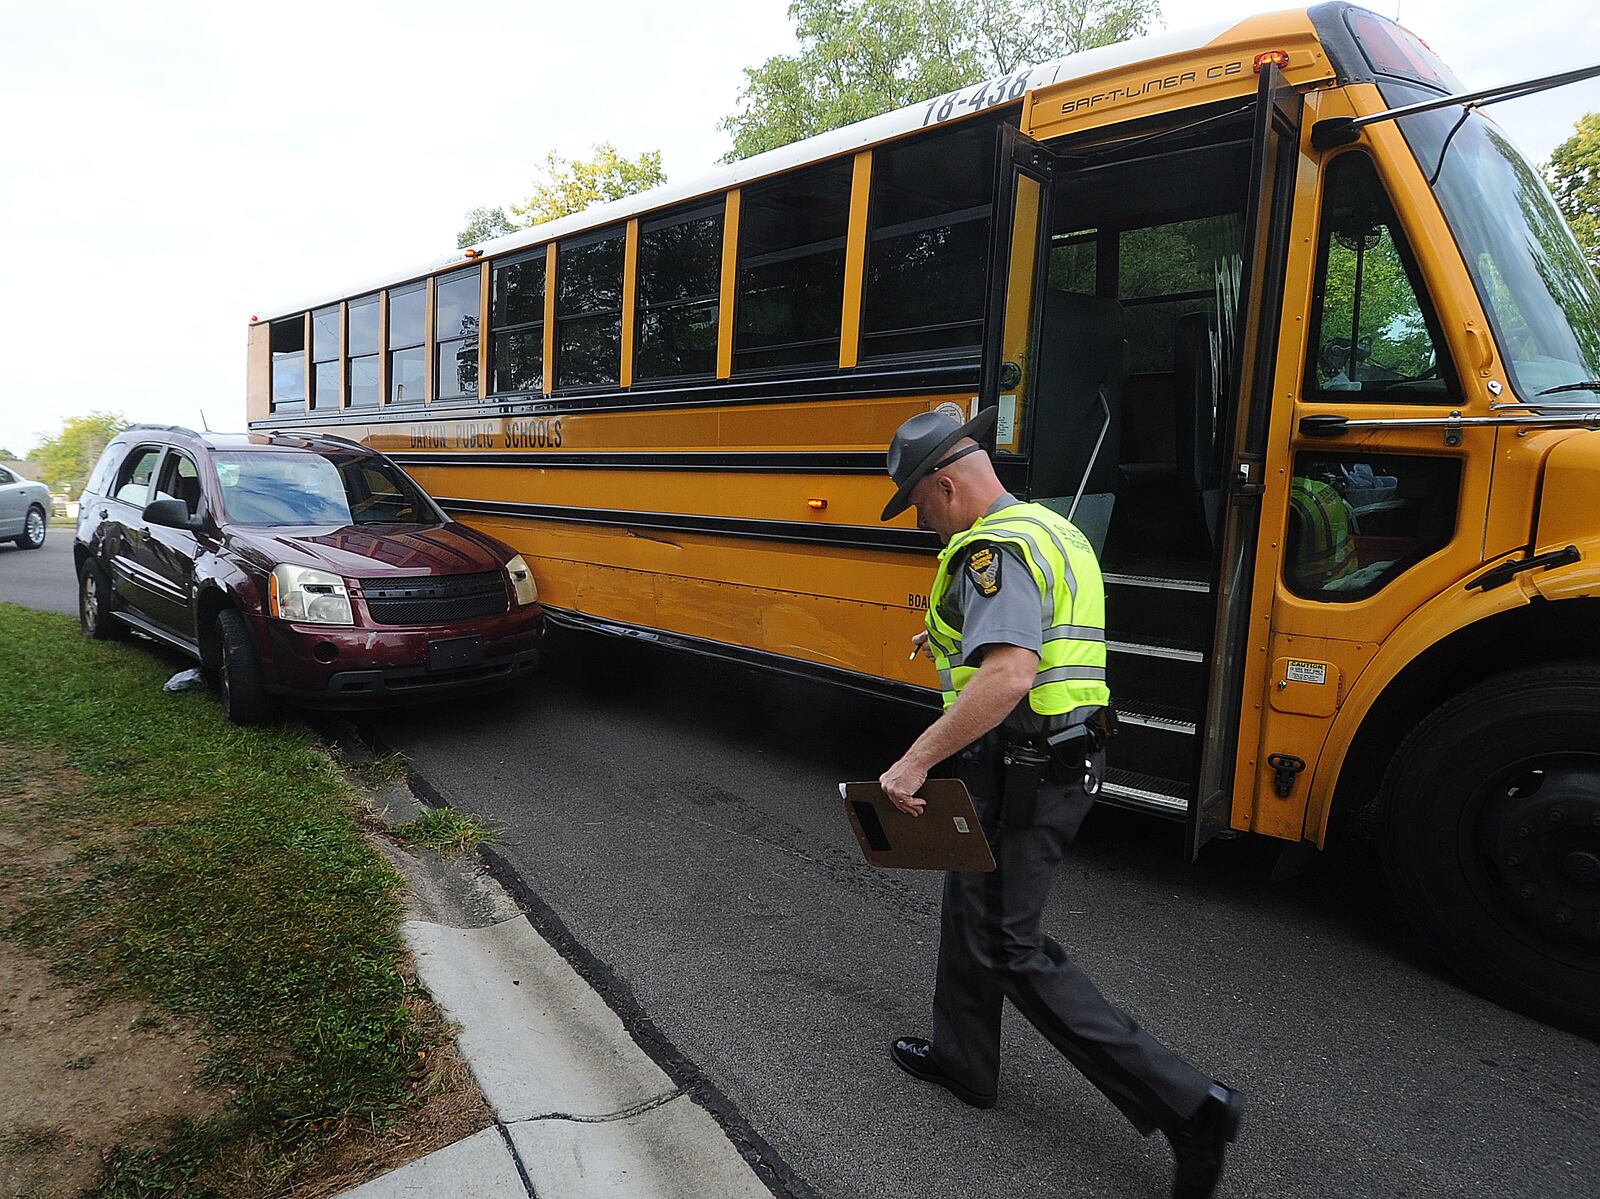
[889,1037,997,1109]
[1168,1083,1244,1198]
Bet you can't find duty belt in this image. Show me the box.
[981,705,1119,757]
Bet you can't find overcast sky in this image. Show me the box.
[1,0,1596,455]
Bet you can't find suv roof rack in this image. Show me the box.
[126,423,202,439]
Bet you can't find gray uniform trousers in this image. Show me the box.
[930,739,1214,1135]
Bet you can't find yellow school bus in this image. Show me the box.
[246,5,1600,1033]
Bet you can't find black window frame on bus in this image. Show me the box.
[346,293,382,409]
[634,201,725,384]
[434,268,481,401]
[733,157,854,375]
[859,111,1009,363]
[387,282,427,405]
[269,317,306,411]
[310,304,340,411]
[1304,150,1459,405]
[490,249,547,397]
[555,226,626,392]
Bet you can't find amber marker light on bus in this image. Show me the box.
[464,248,483,258]
[1254,50,1291,72]
[807,498,828,510]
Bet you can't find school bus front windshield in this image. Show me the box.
[1396,102,1600,402]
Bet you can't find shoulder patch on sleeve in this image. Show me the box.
[966,545,1001,597]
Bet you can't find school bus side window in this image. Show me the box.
[434,271,479,400]
[347,294,381,408]
[1307,153,1453,402]
[636,204,723,382]
[1284,452,1460,601]
[388,283,426,403]
[734,158,853,373]
[860,113,1004,360]
[270,317,305,411]
[491,252,545,395]
[557,228,625,390]
[311,305,340,410]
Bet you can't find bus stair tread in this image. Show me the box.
[1106,633,1206,662]
[1099,767,1191,818]
[1101,557,1212,593]
[1114,700,1198,735]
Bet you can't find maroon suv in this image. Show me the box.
[74,427,545,723]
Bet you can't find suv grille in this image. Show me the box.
[359,572,508,626]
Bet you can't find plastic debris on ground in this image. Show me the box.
[163,668,208,693]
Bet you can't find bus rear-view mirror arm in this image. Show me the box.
[1310,61,1600,150]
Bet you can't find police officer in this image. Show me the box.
[877,408,1243,1199]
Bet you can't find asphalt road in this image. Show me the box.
[371,635,1599,1199]
[0,519,77,616]
[3,538,1595,1197]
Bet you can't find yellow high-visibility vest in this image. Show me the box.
[924,502,1110,715]
[1288,477,1357,589]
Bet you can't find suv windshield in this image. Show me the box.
[213,452,442,527]
[1394,95,1600,403]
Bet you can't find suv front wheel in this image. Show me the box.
[216,609,274,726]
[79,560,123,640]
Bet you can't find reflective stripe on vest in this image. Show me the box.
[925,501,1111,716]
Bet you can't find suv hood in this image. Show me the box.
[225,521,512,578]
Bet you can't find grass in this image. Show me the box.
[0,603,436,1196]
[390,807,499,857]
[348,753,409,792]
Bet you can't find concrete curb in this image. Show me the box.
[329,722,804,1199]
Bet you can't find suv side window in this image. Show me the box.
[153,451,203,516]
[112,446,163,506]
[0,467,15,485]
[85,444,121,496]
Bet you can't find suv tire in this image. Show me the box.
[15,504,46,549]
[216,609,273,726]
[78,560,123,640]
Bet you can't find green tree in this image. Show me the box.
[32,412,129,495]
[1546,111,1600,273]
[721,0,1162,160]
[457,144,666,247]
[457,206,517,249]
[510,143,665,227]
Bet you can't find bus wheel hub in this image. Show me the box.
[1486,768,1600,946]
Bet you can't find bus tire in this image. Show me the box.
[78,560,123,640]
[1380,663,1600,1037]
[216,609,274,726]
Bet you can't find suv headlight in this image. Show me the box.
[270,564,354,625]
[504,554,538,606]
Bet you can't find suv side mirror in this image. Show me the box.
[143,498,205,533]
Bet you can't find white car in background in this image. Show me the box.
[0,465,50,549]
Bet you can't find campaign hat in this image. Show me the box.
[880,407,998,521]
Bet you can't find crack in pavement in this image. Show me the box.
[506,1085,691,1126]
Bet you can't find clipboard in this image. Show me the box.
[840,779,996,872]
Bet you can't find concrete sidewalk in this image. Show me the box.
[341,773,774,1199]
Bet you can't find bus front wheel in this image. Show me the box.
[1381,663,1600,1038]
